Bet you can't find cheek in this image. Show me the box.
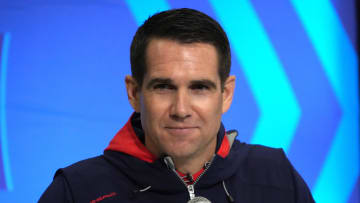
[140,94,171,126]
[192,95,223,115]
[142,94,171,111]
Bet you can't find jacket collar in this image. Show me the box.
[105,112,230,162]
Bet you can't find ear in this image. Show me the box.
[125,75,141,112]
[222,75,235,114]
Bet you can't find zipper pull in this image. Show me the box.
[187,184,195,200]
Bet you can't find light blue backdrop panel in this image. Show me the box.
[0,0,358,202]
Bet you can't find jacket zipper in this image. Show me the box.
[169,156,215,200]
[187,184,195,199]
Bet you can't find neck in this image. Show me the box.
[172,141,216,175]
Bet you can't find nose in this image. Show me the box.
[170,89,191,120]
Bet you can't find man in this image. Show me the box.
[39,8,314,203]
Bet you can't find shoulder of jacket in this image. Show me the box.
[232,142,294,190]
[55,155,114,179]
[247,144,286,163]
[230,141,286,163]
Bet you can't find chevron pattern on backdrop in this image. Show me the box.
[125,1,358,201]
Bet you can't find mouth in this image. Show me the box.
[165,126,197,129]
[164,126,198,135]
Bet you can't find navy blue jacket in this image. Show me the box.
[39,114,315,203]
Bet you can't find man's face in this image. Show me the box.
[126,39,234,160]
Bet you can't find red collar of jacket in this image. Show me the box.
[105,114,230,163]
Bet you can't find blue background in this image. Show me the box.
[0,0,358,202]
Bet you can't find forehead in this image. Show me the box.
[144,39,220,81]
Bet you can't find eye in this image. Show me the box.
[190,84,210,91]
[153,83,175,90]
[152,84,176,94]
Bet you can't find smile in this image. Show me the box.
[165,126,197,129]
[164,126,198,135]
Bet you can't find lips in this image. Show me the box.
[164,126,198,135]
[165,126,197,129]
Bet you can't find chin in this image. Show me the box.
[166,147,196,159]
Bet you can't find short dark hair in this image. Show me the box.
[130,8,231,89]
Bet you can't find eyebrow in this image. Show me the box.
[145,78,218,89]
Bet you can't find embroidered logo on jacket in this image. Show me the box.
[90,192,117,203]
